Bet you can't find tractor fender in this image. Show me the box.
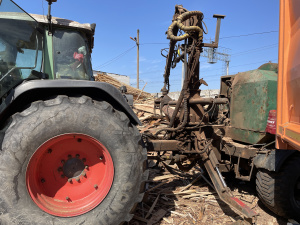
[0,79,141,126]
[253,149,297,172]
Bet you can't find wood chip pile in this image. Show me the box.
[95,73,152,100]
[129,162,286,225]
[133,96,171,136]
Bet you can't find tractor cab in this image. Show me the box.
[32,14,95,81]
[0,0,95,98]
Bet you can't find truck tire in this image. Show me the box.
[256,155,300,222]
[0,95,148,225]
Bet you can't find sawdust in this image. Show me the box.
[129,164,287,225]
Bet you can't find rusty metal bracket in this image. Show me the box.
[234,156,254,181]
[200,146,258,222]
[146,140,182,152]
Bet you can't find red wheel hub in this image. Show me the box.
[26,133,114,217]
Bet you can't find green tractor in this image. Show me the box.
[0,0,147,224]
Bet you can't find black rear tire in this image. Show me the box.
[256,154,300,222]
[0,95,148,225]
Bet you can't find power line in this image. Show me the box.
[222,58,277,70]
[129,58,278,84]
[220,31,278,39]
[140,43,168,45]
[231,43,278,57]
[145,57,278,91]
[128,69,162,76]
[201,58,278,74]
[98,45,136,69]
[140,31,279,47]
[94,45,136,70]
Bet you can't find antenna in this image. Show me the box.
[45,0,57,35]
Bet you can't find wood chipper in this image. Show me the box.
[143,1,300,223]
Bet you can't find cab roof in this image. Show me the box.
[31,14,95,33]
[0,12,95,51]
[0,12,95,33]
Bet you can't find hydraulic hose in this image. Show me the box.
[167,11,204,41]
[155,97,188,136]
[195,138,213,154]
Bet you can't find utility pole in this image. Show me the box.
[137,29,139,89]
[130,29,140,89]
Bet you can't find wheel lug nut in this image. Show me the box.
[61,160,65,164]
[82,171,86,177]
[94,184,98,189]
[68,154,72,159]
[66,196,70,200]
[41,178,45,183]
[99,156,103,160]
[85,165,89,170]
[76,177,80,182]
[68,178,72,183]
[48,149,52,154]
[82,158,86,162]
[76,154,80,158]
[57,167,62,172]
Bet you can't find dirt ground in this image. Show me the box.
[128,162,289,225]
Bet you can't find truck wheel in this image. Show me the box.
[0,95,148,225]
[256,155,300,222]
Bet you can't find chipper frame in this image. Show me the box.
[144,5,257,223]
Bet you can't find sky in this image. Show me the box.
[13,0,279,94]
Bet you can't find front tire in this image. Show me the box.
[0,95,148,225]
